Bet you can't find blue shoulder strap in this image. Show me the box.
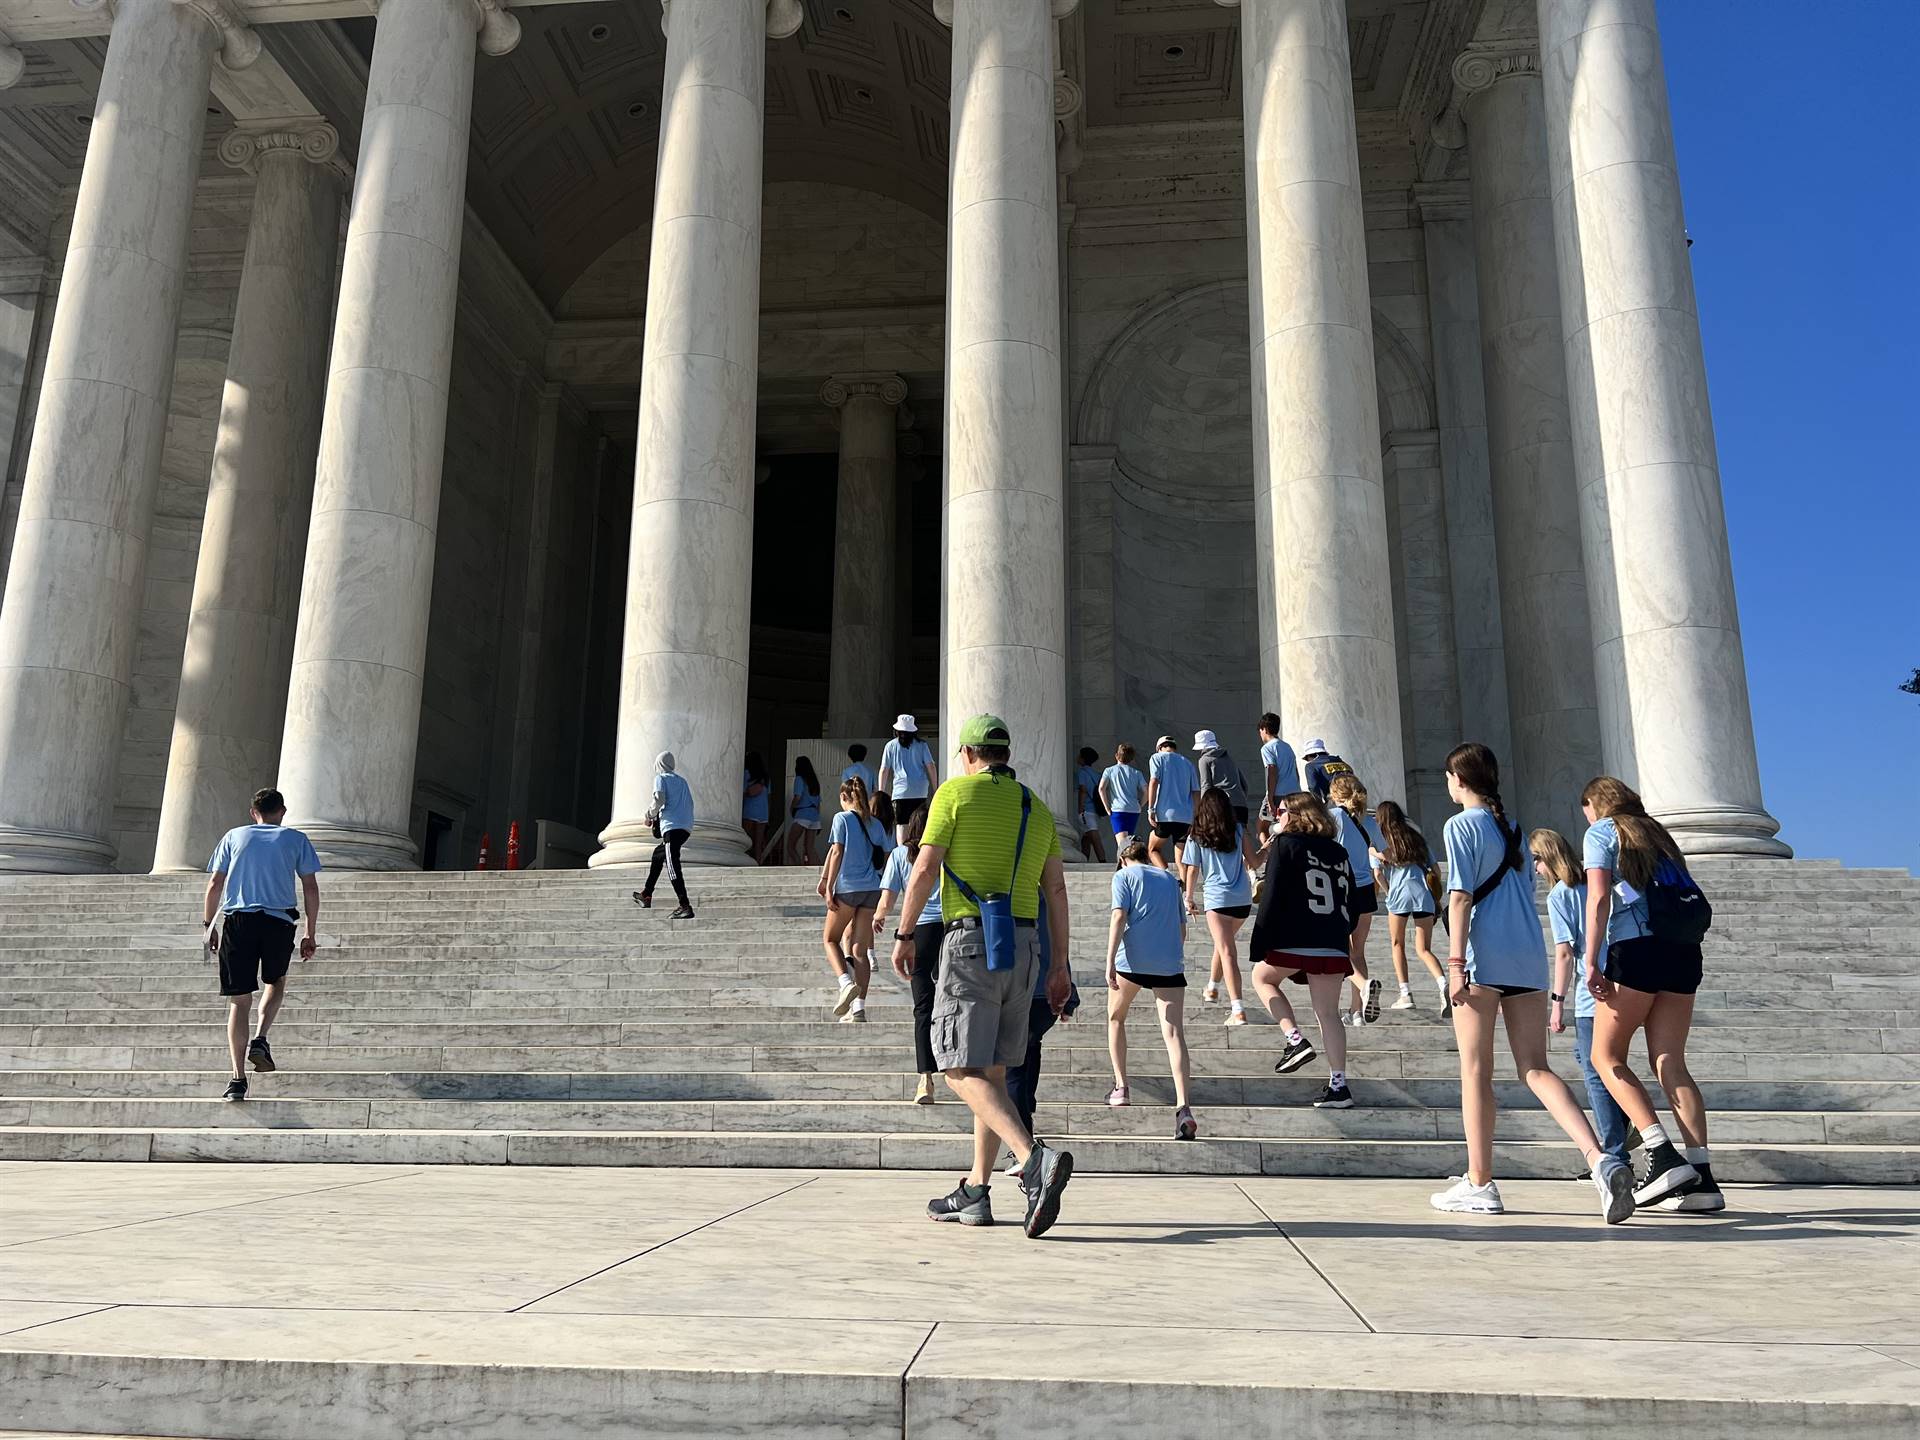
[943,785,1032,906]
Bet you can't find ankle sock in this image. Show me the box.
[850,997,865,1013]
[1230,999,1245,1013]
[1685,1146,1711,1167]
[1283,1025,1303,1043]
[1640,1121,1672,1151]
[1329,1069,1346,1089]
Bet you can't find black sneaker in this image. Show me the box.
[1632,1142,1699,1207]
[1653,1162,1726,1213]
[927,1181,994,1226]
[1312,1083,1355,1110]
[1274,1034,1317,1074]
[632,890,652,909]
[1022,1143,1074,1238]
[669,905,696,920]
[222,1077,248,1103]
[247,1035,276,1073]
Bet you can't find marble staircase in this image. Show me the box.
[0,861,1916,1181]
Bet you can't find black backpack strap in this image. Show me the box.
[1469,816,1524,906]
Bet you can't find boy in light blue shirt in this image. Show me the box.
[202,787,321,1102]
[634,752,696,919]
[1256,712,1298,842]
[1146,736,1199,879]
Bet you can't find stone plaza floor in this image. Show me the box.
[1,1162,1918,1437]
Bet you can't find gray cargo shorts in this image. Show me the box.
[931,922,1039,1071]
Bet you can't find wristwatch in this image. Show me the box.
[1550,992,1565,1002]
[893,930,913,944]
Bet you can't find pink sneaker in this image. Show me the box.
[1106,1086,1129,1107]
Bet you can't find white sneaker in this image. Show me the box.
[1430,1176,1503,1214]
[1340,1011,1360,1028]
[1593,1159,1635,1225]
[1202,982,1221,1004]
[1390,990,1415,1010]
[832,981,857,1018]
[1224,1009,1247,1027]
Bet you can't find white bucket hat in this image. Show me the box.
[1192,729,1219,751]
[894,713,918,733]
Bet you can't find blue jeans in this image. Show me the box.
[1574,1014,1631,1164]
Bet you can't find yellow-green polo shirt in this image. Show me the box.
[922,769,1061,921]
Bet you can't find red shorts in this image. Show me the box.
[1258,952,1353,983]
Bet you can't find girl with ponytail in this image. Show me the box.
[1431,744,1634,1224]
[1374,800,1447,1012]
[818,775,890,1023]
[1327,774,1384,1026]
[1581,776,1720,1212]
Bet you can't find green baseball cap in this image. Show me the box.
[955,713,1012,748]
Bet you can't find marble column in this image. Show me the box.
[151,125,342,873]
[592,0,803,870]
[1456,50,1602,832]
[1221,0,1406,801]
[0,259,48,596]
[0,27,23,90]
[0,0,233,873]
[933,0,1076,833]
[1414,184,1513,765]
[1538,0,1786,855]
[277,0,520,869]
[822,373,905,737]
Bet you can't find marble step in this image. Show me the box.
[7,1068,1916,1111]
[0,1125,1913,1183]
[7,1042,1919,1081]
[7,1096,1915,1145]
[8,1019,1916,1055]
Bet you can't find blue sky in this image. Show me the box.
[1660,3,1917,870]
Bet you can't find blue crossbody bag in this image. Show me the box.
[943,785,1032,972]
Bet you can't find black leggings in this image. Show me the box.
[644,829,691,907]
[910,920,944,1074]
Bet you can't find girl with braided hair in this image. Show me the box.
[1431,743,1634,1224]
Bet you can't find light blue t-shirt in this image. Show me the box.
[840,762,876,796]
[1181,830,1253,910]
[1111,864,1185,976]
[742,769,769,824]
[881,738,934,799]
[1547,880,1593,1019]
[1334,808,1383,890]
[1259,737,1299,798]
[881,842,940,924]
[829,808,889,894]
[1102,763,1145,814]
[1148,751,1198,823]
[1382,860,1436,916]
[790,777,821,823]
[1443,807,1546,990]
[1581,818,1650,945]
[1074,764,1102,818]
[207,824,321,919]
[653,771,694,835]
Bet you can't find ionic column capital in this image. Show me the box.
[218,122,342,175]
[1451,44,1541,101]
[933,0,1078,27]
[171,0,261,70]
[660,1,802,40]
[821,372,908,410]
[0,24,25,89]
[371,0,520,56]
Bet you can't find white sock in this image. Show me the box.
[837,975,855,990]
[1685,1146,1710,1167]
[850,997,865,1013]
[1329,1069,1346,1089]
[1230,999,1245,1013]
[1398,983,1411,994]
[1640,1121,1672,1151]
[1283,1024,1303,1043]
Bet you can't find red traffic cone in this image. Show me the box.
[506,821,522,872]
[477,831,491,870]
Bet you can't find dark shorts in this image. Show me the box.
[1152,821,1190,843]
[217,910,296,997]
[1350,884,1378,918]
[1391,909,1436,922]
[1211,903,1252,920]
[1258,952,1353,982]
[834,889,882,911]
[1481,984,1543,998]
[1604,936,1704,996]
[1116,969,1187,990]
[893,797,927,827]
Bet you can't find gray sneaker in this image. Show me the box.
[1021,1143,1074,1239]
[927,1181,994,1226]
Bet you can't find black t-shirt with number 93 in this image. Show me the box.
[1249,833,1356,962]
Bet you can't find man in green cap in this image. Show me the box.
[889,713,1075,1237]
